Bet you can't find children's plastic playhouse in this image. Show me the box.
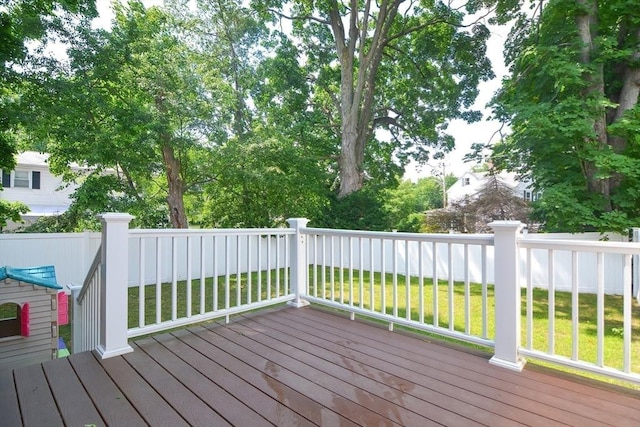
[0,265,69,373]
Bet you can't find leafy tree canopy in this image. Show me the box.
[488,0,640,232]
[253,0,495,197]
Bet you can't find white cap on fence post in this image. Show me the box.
[489,220,526,371]
[287,218,310,308]
[97,212,135,359]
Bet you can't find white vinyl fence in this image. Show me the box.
[1,230,638,295]
[0,232,101,287]
[128,230,288,287]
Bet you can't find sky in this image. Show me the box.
[93,0,510,180]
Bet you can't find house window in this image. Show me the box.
[0,302,29,338]
[523,190,531,201]
[462,177,470,186]
[14,170,30,187]
[0,170,40,189]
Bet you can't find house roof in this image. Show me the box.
[15,151,84,171]
[446,170,533,205]
[0,266,63,290]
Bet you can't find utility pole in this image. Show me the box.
[440,161,447,208]
[430,159,449,209]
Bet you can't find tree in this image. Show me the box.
[0,200,29,231]
[490,0,640,232]
[20,1,231,228]
[383,176,455,232]
[425,172,532,233]
[254,0,494,198]
[1,1,97,171]
[166,0,332,228]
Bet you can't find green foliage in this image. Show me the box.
[314,187,390,231]
[4,1,505,230]
[382,177,447,232]
[195,134,329,228]
[490,0,640,233]
[254,0,494,196]
[0,1,97,172]
[0,199,29,230]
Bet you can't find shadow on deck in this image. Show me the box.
[1,306,639,426]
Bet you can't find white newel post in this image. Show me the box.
[97,213,134,359]
[68,283,82,350]
[489,220,526,371]
[287,218,310,308]
[633,228,639,302]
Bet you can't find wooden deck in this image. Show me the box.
[1,306,638,427]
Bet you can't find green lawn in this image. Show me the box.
[59,267,639,383]
[308,268,639,374]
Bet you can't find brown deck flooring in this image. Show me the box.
[1,306,639,427]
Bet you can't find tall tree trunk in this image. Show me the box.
[607,27,640,192]
[162,144,189,228]
[576,0,611,209]
[156,93,188,228]
[610,26,640,153]
[332,0,398,198]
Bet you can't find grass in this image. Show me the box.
[308,268,639,375]
[57,266,638,387]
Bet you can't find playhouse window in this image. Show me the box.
[0,303,22,338]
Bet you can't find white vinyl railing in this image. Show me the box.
[71,215,638,385]
[518,238,639,383]
[126,227,296,339]
[301,228,495,348]
[68,246,102,353]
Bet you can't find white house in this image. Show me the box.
[0,151,80,228]
[446,170,538,207]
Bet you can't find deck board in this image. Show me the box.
[0,373,22,427]
[225,316,485,426]
[155,331,317,427]
[281,307,640,426]
[239,311,559,426]
[173,327,356,427]
[134,337,271,426]
[68,350,147,427]
[42,358,105,427]
[1,306,638,427]
[124,340,232,427]
[216,319,442,426]
[198,322,393,426]
[13,364,64,427]
[96,351,190,427]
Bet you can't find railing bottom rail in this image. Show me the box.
[303,296,495,350]
[519,348,640,385]
[127,294,296,339]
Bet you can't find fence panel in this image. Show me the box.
[0,232,101,287]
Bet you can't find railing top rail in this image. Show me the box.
[128,227,295,238]
[77,245,102,303]
[0,231,101,240]
[519,238,640,254]
[303,227,495,245]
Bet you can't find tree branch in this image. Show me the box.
[267,8,330,25]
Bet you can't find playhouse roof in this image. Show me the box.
[0,266,63,290]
